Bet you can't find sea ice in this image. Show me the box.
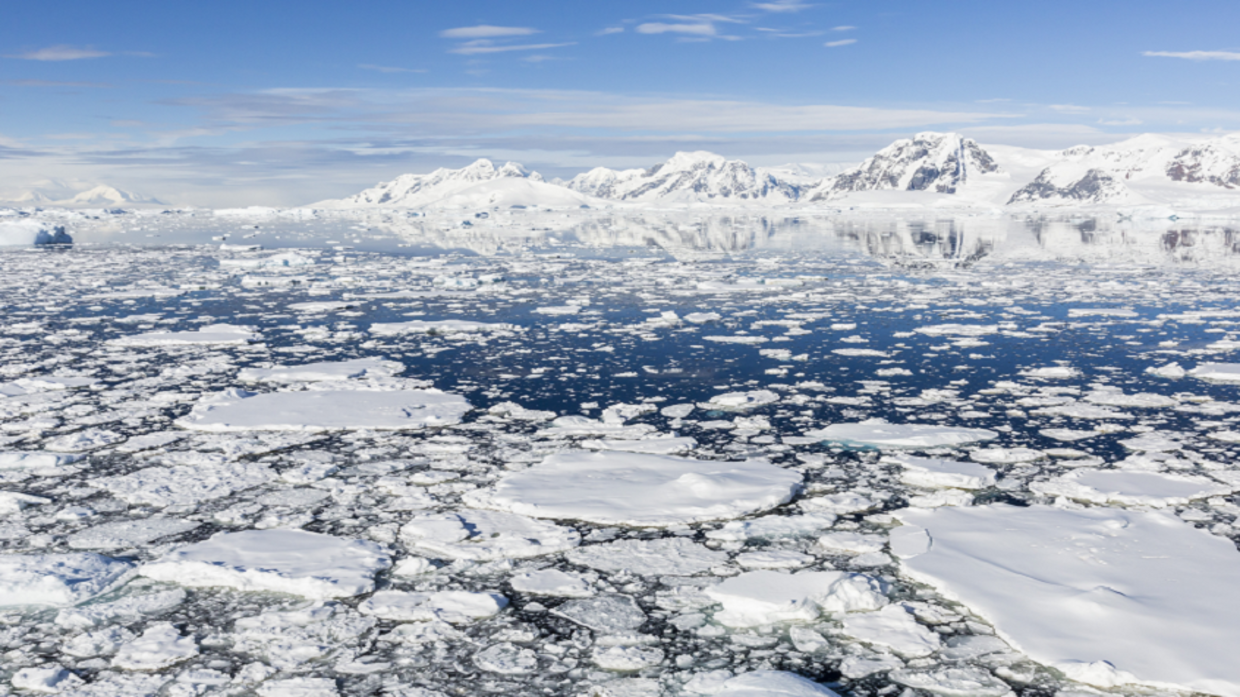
[713,671,841,696]
[369,319,516,335]
[840,604,941,658]
[68,517,200,550]
[358,590,507,623]
[176,388,471,431]
[1190,362,1240,383]
[706,570,888,627]
[509,569,594,597]
[111,623,198,671]
[808,421,997,449]
[399,509,580,561]
[0,451,84,469]
[110,324,260,346]
[887,455,997,490]
[699,390,780,411]
[140,529,390,599]
[471,450,802,526]
[705,514,837,541]
[566,537,726,576]
[1030,469,1234,507]
[0,553,131,607]
[552,594,647,633]
[238,357,403,383]
[894,504,1240,696]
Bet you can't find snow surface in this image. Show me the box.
[808,421,997,449]
[894,504,1240,696]
[471,450,802,526]
[176,388,471,431]
[0,553,131,607]
[140,529,391,599]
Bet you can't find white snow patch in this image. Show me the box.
[238,358,402,383]
[1030,469,1234,507]
[808,421,997,449]
[895,504,1240,696]
[141,529,390,599]
[400,509,580,561]
[0,553,131,607]
[177,388,471,431]
[706,570,888,627]
[471,450,802,526]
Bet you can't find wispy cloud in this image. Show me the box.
[752,0,814,12]
[1049,104,1091,114]
[2,79,114,88]
[6,45,110,61]
[637,22,717,36]
[598,27,625,36]
[1143,50,1240,61]
[450,42,576,56]
[824,39,856,48]
[358,64,427,74]
[439,25,539,39]
[1098,117,1143,126]
[832,25,856,31]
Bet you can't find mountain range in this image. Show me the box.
[1,184,163,208]
[310,131,1240,213]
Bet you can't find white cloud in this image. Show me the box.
[824,39,856,47]
[1098,117,1143,126]
[439,25,539,39]
[1049,104,1091,114]
[832,25,856,31]
[1144,50,1240,61]
[7,45,110,61]
[598,27,624,35]
[449,42,576,56]
[636,22,717,36]
[752,0,814,12]
[358,64,426,74]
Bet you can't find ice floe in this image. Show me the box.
[1030,469,1234,507]
[887,455,997,490]
[140,529,390,598]
[238,357,403,383]
[894,504,1240,696]
[808,421,997,450]
[399,509,580,561]
[0,553,131,607]
[471,451,802,526]
[706,570,888,627]
[109,324,261,346]
[176,388,471,431]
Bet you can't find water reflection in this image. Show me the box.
[37,208,1240,267]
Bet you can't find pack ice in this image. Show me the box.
[893,504,1240,696]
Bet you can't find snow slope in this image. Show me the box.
[566,151,803,205]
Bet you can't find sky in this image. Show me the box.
[3,0,1240,206]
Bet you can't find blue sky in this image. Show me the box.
[3,0,1240,206]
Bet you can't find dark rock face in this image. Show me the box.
[812,133,999,200]
[1007,169,1123,204]
[1165,146,1240,189]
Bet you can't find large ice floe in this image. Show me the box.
[176,387,471,431]
[808,420,997,449]
[468,450,802,526]
[140,529,390,599]
[894,504,1240,696]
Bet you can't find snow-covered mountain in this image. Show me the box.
[313,159,597,209]
[310,132,1240,213]
[1007,133,1240,206]
[566,151,803,204]
[1,183,162,208]
[807,133,1001,201]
